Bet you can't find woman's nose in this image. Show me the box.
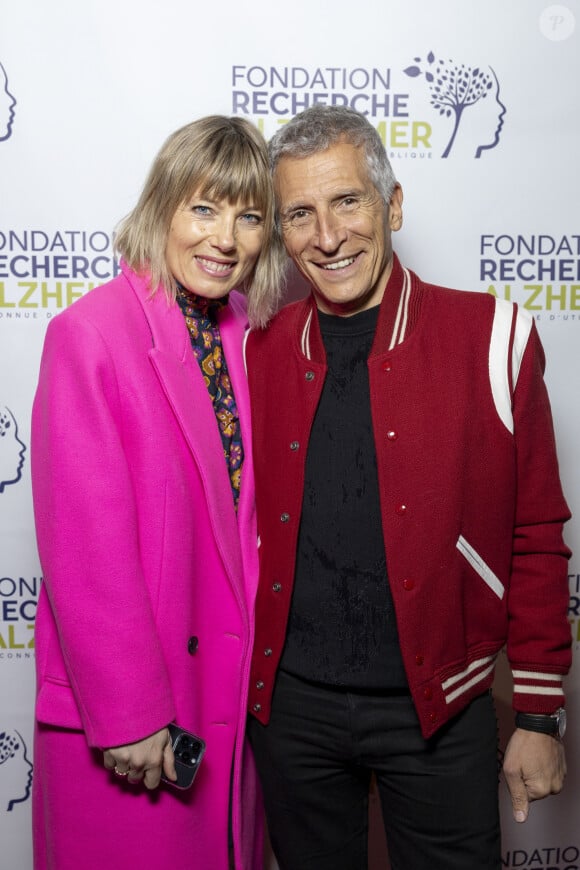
[211,215,237,251]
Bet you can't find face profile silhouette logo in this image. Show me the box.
[0,729,33,812]
[404,51,506,158]
[0,407,26,493]
[0,61,16,142]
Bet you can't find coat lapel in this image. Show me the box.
[219,294,258,600]
[125,267,245,601]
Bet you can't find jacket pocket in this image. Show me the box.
[456,535,505,600]
[36,677,83,730]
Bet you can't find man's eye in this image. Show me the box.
[289,210,310,224]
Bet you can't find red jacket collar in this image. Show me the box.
[296,254,420,363]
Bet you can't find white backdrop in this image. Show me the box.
[1,1,578,867]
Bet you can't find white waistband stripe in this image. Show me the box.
[444,661,496,704]
[442,654,496,691]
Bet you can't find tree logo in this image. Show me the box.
[404,52,506,158]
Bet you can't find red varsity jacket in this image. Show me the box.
[246,256,571,738]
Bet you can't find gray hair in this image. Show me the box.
[268,106,397,207]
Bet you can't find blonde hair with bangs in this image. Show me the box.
[115,115,286,327]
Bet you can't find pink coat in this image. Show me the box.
[31,264,262,870]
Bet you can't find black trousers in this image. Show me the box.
[247,670,501,870]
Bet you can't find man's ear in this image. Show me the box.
[389,184,404,231]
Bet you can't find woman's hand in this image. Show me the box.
[103,727,177,790]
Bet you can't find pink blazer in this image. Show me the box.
[31,264,262,870]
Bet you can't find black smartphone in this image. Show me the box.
[162,722,206,790]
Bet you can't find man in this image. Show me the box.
[245,105,571,870]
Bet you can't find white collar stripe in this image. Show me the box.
[388,267,411,351]
[242,327,251,376]
[301,310,313,360]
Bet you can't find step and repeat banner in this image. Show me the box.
[1,0,578,866]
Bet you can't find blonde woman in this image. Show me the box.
[31,115,284,870]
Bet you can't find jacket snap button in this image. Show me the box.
[415,654,424,666]
[403,578,415,591]
[305,371,315,381]
[187,636,199,655]
[280,512,290,523]
[256,680,264,690]
[382,359,393,372]
[290,441,300,450]
[272,582,282,592]
[387,430,398,441]
[264,648,273,657]
[253,703,262,712]
[395,503,407,515]
[423,687,433,700]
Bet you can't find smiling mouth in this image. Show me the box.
[320,256,357,271]
[196,256,235,273]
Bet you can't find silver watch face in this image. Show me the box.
[556,707,567,739]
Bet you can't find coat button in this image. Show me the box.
[256,680,264,690]
[280,512,290,523]
[395,503,407,516]
[305,371,315,381]
[253,703,262,713]
[187,636,199,655]
[264,648,273,657]
[272,582,282,592]
[382,359,393,372]
[403,578,415,591]
[415,654,424,666]
[290,441,300,451]
[423,687,433,700]
[386,430,398,441]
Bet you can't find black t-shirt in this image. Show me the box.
[279,305,408,689]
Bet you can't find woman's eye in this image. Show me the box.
[241,213,262,225]
[192,205,212,216]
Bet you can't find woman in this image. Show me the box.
[31,115,284,870]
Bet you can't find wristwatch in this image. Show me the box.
[515,707,567,740]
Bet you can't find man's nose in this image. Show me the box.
[315,212,347,252]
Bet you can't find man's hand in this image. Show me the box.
[503,728,566,822]
[103,727,177,790]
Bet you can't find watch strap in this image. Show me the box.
[515,712,559,736]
